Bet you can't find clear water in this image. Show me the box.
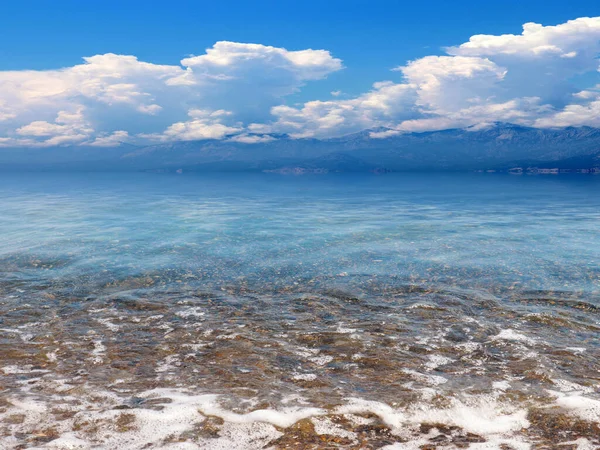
[1,172,599,449]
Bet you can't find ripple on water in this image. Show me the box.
[0,280,599,448]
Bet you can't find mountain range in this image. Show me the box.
[1,123,600,173]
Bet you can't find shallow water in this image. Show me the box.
[1,172,599,449]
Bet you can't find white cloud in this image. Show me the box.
[13,108,93,147]
[447,17,600,59]
[534,97,600,128]
[261,17,600,137]
[369,129,402,138]
[0,42,341,146]
[399,55,507,115]
[1,18,600,146]
[89,130,130,147]
[228,134,276,144]
[142,109,242,141]
[258,81,418,138]
[179,42,342,82]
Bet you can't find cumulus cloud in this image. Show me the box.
[141,109,242,141]
[14,108,94,146]
[534,93,600,128]
[227,134,276,144]
[0,42,341,147]
[447,17,600,59]
[253,81,418,138]
[263,16,600,137]
[89,130,130,147]
[1,17,600,146]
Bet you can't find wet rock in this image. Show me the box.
[445,325,469,343]
[115,412,137,432]
[268,418,354,448]
[353,422,396,447]
[527,408,600,442]
[193,416,224,439]
[5,414,25,425]
[29,427,59,444]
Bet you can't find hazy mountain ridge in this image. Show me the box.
[2,123,600,172]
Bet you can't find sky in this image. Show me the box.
[1,0,600,147]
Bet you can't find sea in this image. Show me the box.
[0,172,599,449]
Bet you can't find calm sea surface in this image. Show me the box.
[1,172,599,449]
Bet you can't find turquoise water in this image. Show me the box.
[2,173,599,292]
[1,172,600,448]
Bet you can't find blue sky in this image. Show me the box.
[2,0,599,96]
[1,1,600,147]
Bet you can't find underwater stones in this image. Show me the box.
[2,282,600,449]
[193,416,224,439]
[527,408,600,442]
[114,412,137,433]
[352,422,396,447]
[268,418,354,449]
[113,297,167,312]
[29,427,60,445]
[4,414,25,425]
[50,408,77,420]
[354,356,398,371]
[444,325,470,343]
[419,423,486,447]
[522,369,554,384]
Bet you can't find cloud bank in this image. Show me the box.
[1,17,600,147]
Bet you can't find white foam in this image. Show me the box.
[492,329,536,345]
[424,354,454,370]
[551,379,594,394]
[145,314,164,321]
[89,339,106,364]
[194,393,325,428]
[311,416,357,441]
[294,345,320,358]
[561,438,599,450]
[0,327,35,342]
[412,403,529,436]
[336,398,405,430]
[402,369,448,386]
[493,380,511,391]
[336,396,530,436]
[381,439,531,450]
[550,390,600,422]
[456,341,481,353]
[3,384,594,449]
[336,322,357,334]
[95,317,120,332]
[408,303,437,309]
[1,365,50,375]
[309,354,334,365]
[215,332,239,340]
[293,345,334,365]
[175,307,205,319]
[155,355,180,373]
[292,373,317,381]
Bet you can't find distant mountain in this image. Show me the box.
[1,123,600,172]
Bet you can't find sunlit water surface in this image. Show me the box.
[1,173,599,449]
